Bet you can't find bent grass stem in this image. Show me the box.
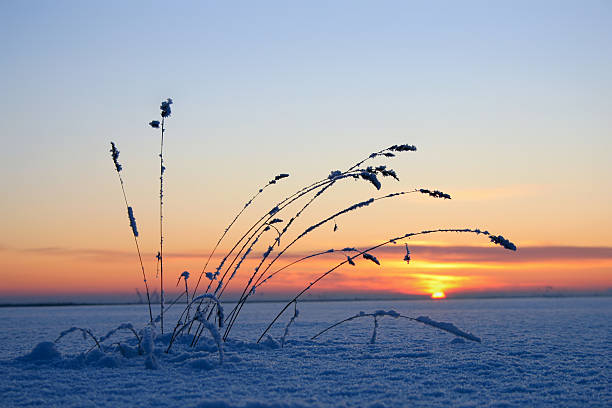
[257,228,513,343]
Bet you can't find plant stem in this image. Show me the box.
[257,228,501,343]
[223,150,408,337]
[159,117,165,333]
[116,172,153,323]
[223,190,416,339]
[191,177,285,298]
[311,313,481,343]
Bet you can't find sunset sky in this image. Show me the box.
[1,1,611,303]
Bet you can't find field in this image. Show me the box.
[1,297,610,407]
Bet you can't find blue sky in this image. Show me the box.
[0,1,611,300]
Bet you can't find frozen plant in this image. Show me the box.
[280,301,299,348]
[99,323,143,354]
[193,309,224,364]
[106,98,516,351]
[140,323,158,369]
[55,326,101,350]
[258,228,515,343]
[165,293,224,353]
[149,98,173,334]
[177,271,191,321]
[109,142,153,322]
[311,310,481,344]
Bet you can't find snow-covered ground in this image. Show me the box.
[1,297,610,407]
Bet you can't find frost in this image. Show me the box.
[280,303,299,348]
[55,326,101,350]
[109,142,122,172]
[419,188,451,200]
[370,316,379,344]
[374,310,399,318]
[489,234,517,251]
[360,171,381,190]
[160,98,173,118]
[191,293,224,327]
[194,311,224,364]
[415,316,481,342]
[362,253,380,265]
[127,206,138,237]
[328,170,342,180]
[260,335,280,349]
[99,323,135,343]
[389,144,417,152]
[140,325,156,355]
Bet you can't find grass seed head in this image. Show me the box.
[109,142,122,172]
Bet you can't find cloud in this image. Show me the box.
[361,244,612,264]
[4,246,208,261]
[4,244,612,266]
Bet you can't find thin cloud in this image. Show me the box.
[6,247,207,261]
[6,244,612,265]
[372,245,612,263]
[268,244,612,264]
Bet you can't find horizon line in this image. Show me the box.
[2,291,611,308]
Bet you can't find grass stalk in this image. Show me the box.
[223,190,419,338]
[311,310,482,343]
[110,142,153,323]
[257,228,515,343]
[151,98,172,334]
[55,327,102,351]
[191,174,290,298]
[159,116,165,333]
[220,148,417,336]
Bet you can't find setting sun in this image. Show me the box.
[431,291,446,299]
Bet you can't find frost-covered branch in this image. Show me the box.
[311,310,481,343]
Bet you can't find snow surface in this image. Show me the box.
[0,297,610,407]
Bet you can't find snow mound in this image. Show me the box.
[189,358,216,370]
[259,335,280,349]
[19,341,61,362]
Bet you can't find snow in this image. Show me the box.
[0,297,610,407]
[414,316,481,342]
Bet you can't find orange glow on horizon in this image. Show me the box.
[431,291,446,299]
[2,243,611,300]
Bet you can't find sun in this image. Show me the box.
[431,291,446,299]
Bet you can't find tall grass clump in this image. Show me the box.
[95,98,518,366]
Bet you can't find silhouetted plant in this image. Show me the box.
[149,98,172,333]
[109,142,153,322]
[311,310,481,344]
[101,98,517,364]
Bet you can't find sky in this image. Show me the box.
[1,0,611,303]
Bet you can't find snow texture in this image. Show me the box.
[0,297,610,407]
